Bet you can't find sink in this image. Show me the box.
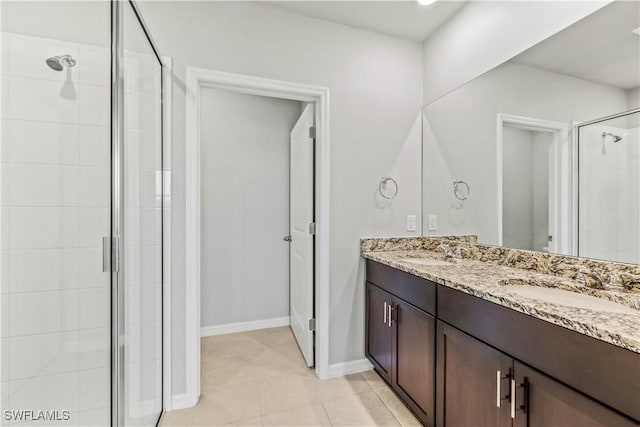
[500,284,637,315]
[399,257,456,267]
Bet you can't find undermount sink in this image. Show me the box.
[500,284,637,315]
[399,257,456,267]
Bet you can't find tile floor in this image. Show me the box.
[160,327,421,426]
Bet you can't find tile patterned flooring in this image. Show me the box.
[160,327,421,427]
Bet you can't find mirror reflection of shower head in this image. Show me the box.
[45,55,76,71]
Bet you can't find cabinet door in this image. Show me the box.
[513,362,637,427]
[392,297,436,426]
[436,321,512,427]
[366,282,393,380]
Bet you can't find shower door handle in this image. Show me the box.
[102,236,111,272]
[103,236,120,272]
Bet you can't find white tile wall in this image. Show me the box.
[1,32,111,426]
[579,124,640,263]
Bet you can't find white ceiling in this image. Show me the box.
[264,1,468,42]
[513,1,640,90]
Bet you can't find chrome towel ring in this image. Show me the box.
[453,180,470,201]
[379,177,398,200]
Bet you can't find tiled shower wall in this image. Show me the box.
[1,29,164,426]
[579,124,640,264]
[1,32,111,426]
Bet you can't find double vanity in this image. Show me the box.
[361,236,640,427]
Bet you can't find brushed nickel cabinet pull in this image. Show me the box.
[496,370,501,408]
[384,302,387,324]
[511,378,516,419]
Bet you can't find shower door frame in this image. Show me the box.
[571,107,640,258]
[111,1,166,426]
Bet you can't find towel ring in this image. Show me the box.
[379,177,398,200]
[453,180,470,201]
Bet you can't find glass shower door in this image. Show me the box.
[119,2,163,427]
[1,1,112,425]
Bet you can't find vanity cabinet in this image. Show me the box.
[365,260,640,427]
[365,283,393,380]
[513,362,636,427]
[436,321,512,426]
[365,262,437,426]
[436,322,636,427]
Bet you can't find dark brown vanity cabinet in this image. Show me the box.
[365,262,437,426]
[365,282,393,380]
[436,321,637,427]
[436,321,512,427]
[392,297,436,426]
[365,260,640,427]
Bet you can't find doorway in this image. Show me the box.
[199,87,315,366]
[496,114,571,254]
[184,68,330,407]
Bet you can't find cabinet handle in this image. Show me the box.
[384,302,387,324]
[388,304,394,327]
[510,378,516,419]
[496,370,501,408]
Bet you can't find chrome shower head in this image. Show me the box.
[45,55,76,71]
[602,132,623,143]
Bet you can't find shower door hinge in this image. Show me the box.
[309,126,316,139]
[309,318,316,331]
[309,222,316,235]
[102,236,120,273]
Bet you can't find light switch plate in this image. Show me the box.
[428,215,437,231]
[407,215,416,232]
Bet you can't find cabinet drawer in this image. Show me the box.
[366,260,436,315]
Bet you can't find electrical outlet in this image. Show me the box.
[428,215,438,231]
[407,215,416,232]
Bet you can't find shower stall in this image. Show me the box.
[577,108,640,264]
[0,1,165,426]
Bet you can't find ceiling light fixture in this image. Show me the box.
[632,27,640,36]
[417,0,437,6]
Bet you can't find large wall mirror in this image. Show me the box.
[422,0,640,264]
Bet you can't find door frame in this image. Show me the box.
[184,67,330,407]
[496,113,570,254]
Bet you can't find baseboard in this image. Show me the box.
[200,316,290,337]
[326,358,374,378]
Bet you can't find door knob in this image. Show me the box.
[283,235,292,242]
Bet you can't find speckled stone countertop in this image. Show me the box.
[361,237,640,354]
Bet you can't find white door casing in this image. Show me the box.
[185,67,330,408]
[289,104,315,367]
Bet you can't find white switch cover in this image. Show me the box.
[428,215,438,231]
[406,215,417,232]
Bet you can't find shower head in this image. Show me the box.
[602,132,623,143]
[45,55,76,71]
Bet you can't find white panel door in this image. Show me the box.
[289,104,315,367]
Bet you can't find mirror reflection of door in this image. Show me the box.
[502,125,555,253]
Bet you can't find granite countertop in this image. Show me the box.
[361,240,640,354]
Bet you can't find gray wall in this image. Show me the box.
[137,1,424,394]
[200,88,301,329]
[502,128,551,252]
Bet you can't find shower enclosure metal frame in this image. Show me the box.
[571,107,640,257]
[111,1,165,426]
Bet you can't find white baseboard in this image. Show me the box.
[326,358,373,378]
[200,316,290,337]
